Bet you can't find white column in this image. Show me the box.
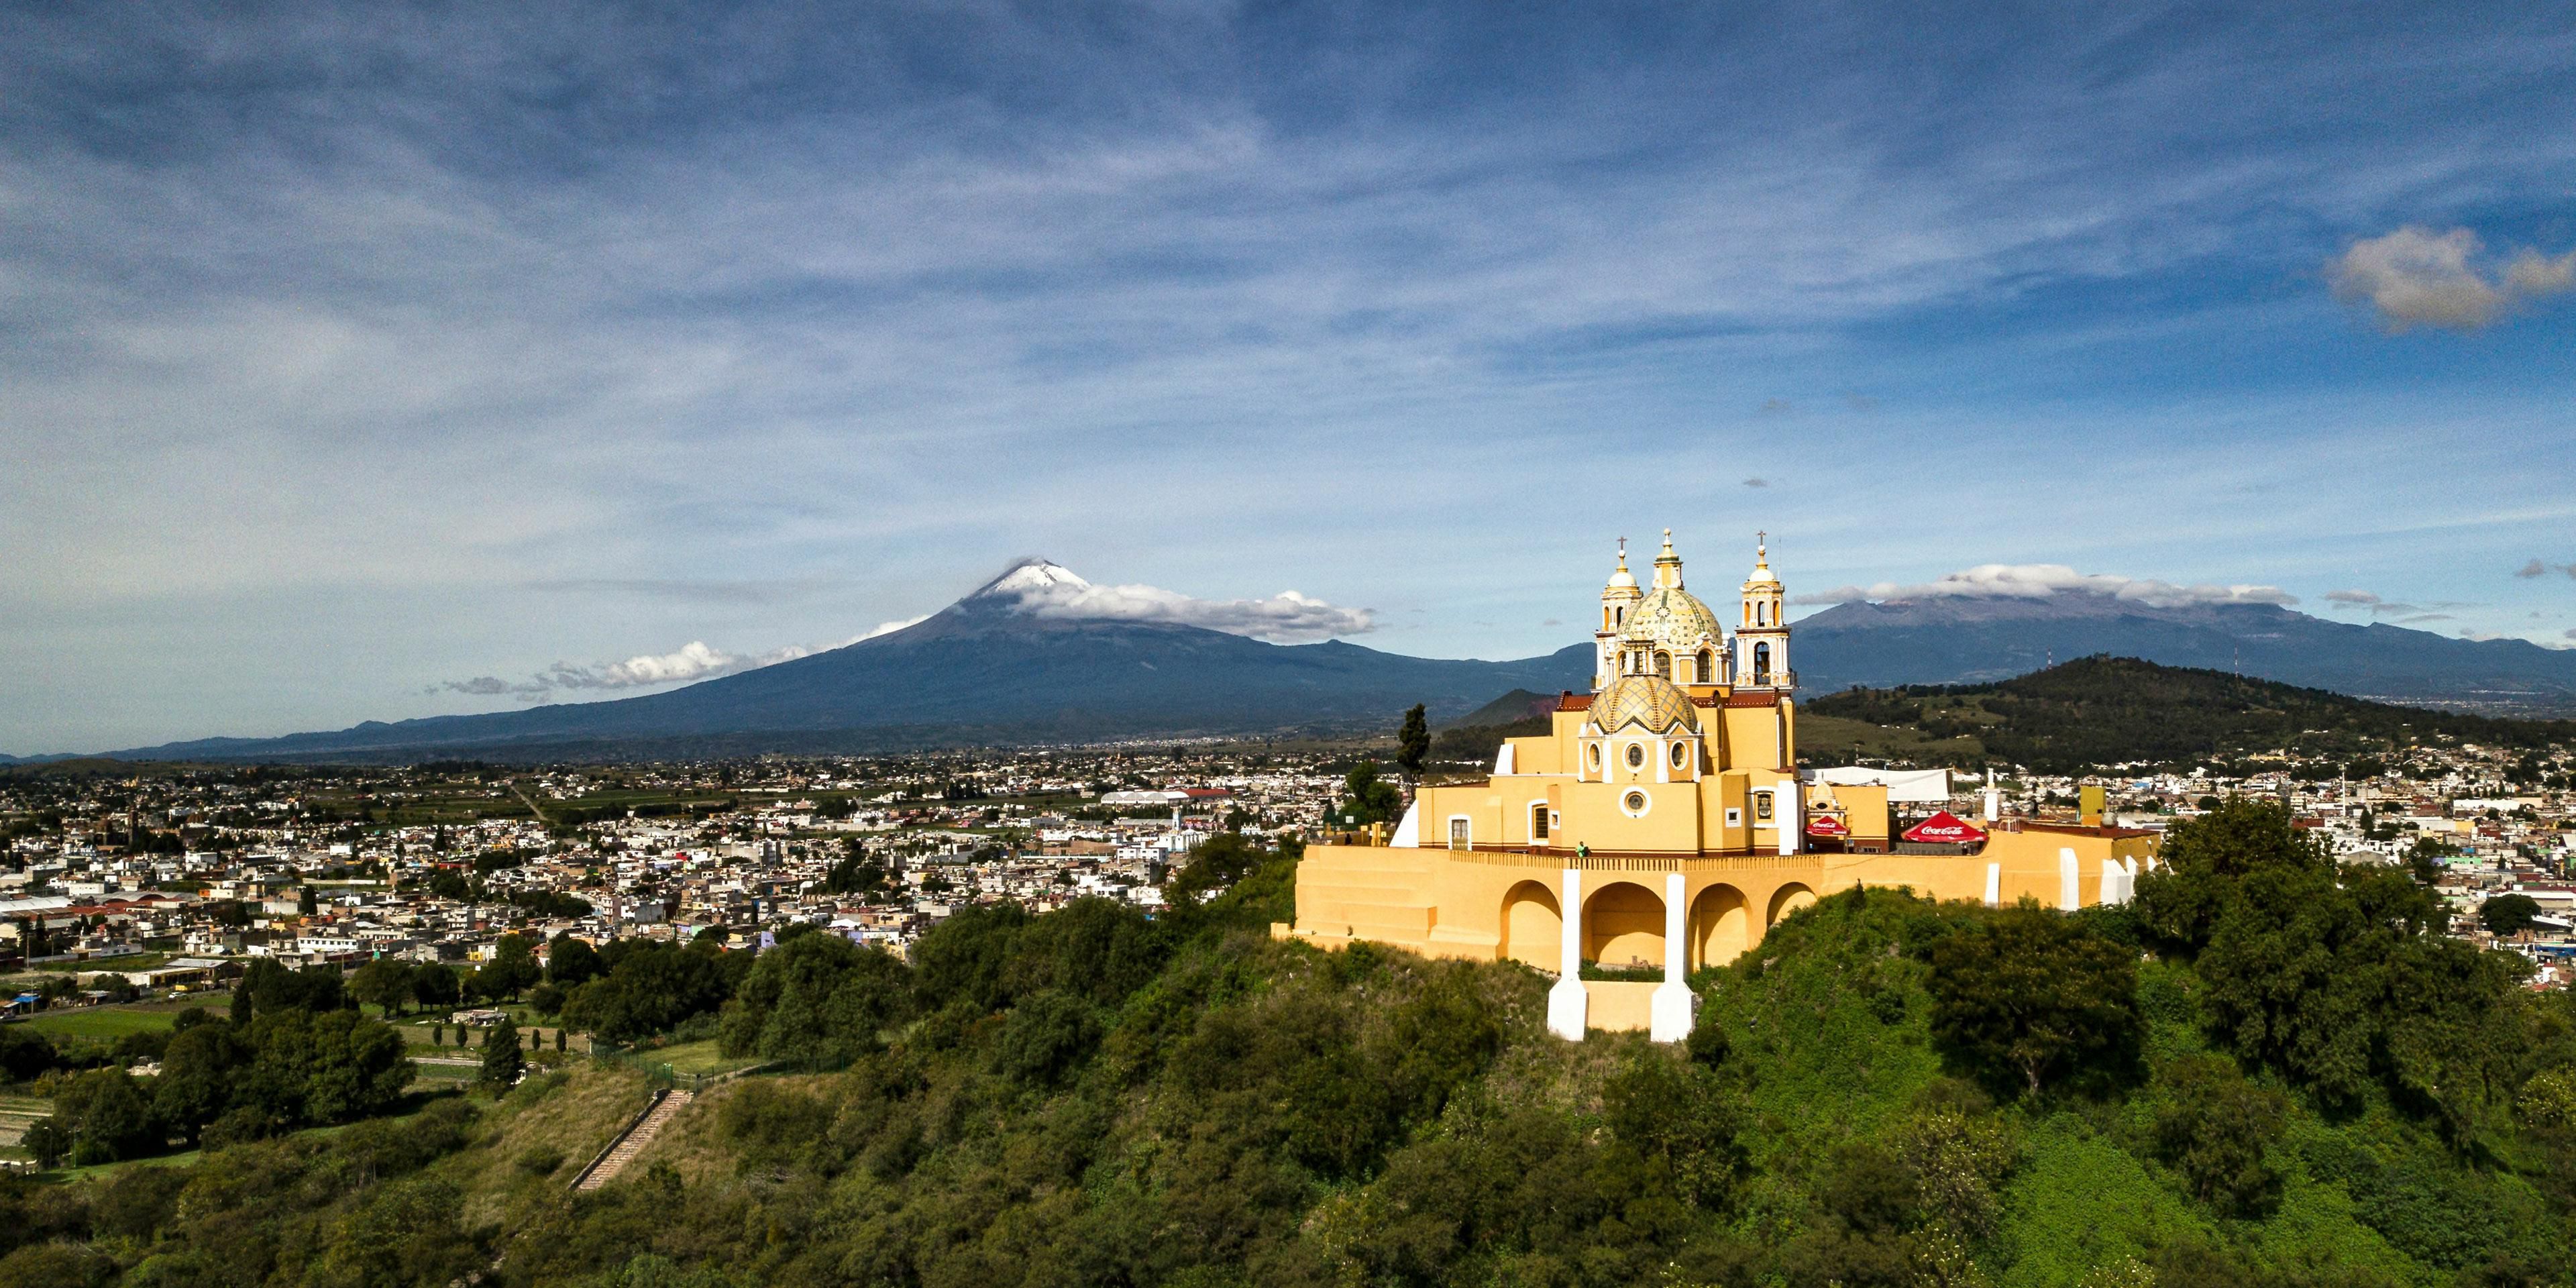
[1776,788,1800,856]
[2058,847,2080,911]
[1983,863,2001,908]
[1650,871,1695,1042]
[2101,859,2128,904]
[1546,867,1588,1040]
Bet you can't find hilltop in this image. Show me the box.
[9,807,2573,1286]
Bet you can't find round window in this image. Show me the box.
[1625,743,1646,769]
[1671,742,1690,769]
[1586,743,1602,771]
[1622,790,1650,816]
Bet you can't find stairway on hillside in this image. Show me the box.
[574,1089,694,1191]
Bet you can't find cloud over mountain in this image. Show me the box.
[435,638,847,702]
[1792,563,2296,609]
[973,560,1373,643]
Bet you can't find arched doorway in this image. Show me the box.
[1689,883,1750,969]
[1767,882,1816,927]
[1585,880,1665,969]
[1499,880,1562,969]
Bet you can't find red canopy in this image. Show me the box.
[1805,814,1850,837]
[1901,811,1986,844]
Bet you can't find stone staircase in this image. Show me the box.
[572,1089,693,1191]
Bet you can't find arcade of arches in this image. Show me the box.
[1497,876,1811,974]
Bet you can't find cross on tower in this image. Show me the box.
[1757,529,1766,547]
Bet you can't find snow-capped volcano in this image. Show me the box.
[951,557,1372,643]
[92,557,1587,759]
[968,557,1093,601]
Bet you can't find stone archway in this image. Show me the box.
[1767,881,1817,927]
[1499,879,1562,969]
[1585,880,1665,969]
[1688,883,1750,969]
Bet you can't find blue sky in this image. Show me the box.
[4,1,2574,751]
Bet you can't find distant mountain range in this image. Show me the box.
[38,560,2576,764]
[1792,593,2576,716]
[89,561,1595,763]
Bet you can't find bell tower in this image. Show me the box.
[1595,538,1642,690]
[1734,533,1791,689]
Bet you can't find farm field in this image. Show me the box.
[16,1004,186,1041]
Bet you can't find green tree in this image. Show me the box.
[559,942,735,1042]
[1397,704,1430,779]
[822,841,889,898]
[348,958,415,1016]
[153,1018,250,1144]
[2137,800,2534,1135]
[545,933,602,987]
[1925,902,2143,1098]
[718,932,911,1067]
[411,961,463,1012]
[2150,1055,2288,1218]
[480,1016,524,1089]
[52,1069,162,1164]
[2481,893,2542,938]
[478,933,541,1001]
[1332,759,1403,828]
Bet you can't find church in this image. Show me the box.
[1281,533,2161,1042]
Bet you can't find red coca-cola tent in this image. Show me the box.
[1805,814,1850,837]
[1901,811,1986,844]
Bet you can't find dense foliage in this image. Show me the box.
[1806,656,2576,771]
[11,815,2576,1287]
[23,997,412,1167]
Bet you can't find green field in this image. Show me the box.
[17,1006,184,1041]
[21,951,172,975]
[631,1039,761,1077]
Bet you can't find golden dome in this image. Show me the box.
[1590,674,1700,735]
[1621,585,1723,649]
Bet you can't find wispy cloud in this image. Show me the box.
[1793,564,2296,608]
[2329,227,2576,332]
[1741,477,1770,488]
[2516,559,2575,579]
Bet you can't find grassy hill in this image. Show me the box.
[1804,655,2576,773]
[8,809,2573,1287]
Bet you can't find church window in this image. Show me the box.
[1671,741,1690,771]
[1625,743,1646,770]
[1586,743,1602,772]
[1696,648,1714,682]
[1654,650,1672,679]
[1756,794,1774,822]
[1448,817,1470,850]
[1530,804,1550,841]
[1622,790,1650,817]
[1754,642,1772,684]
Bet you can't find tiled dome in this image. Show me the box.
[1589,674,1700,734]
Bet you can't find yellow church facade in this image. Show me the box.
[1281,534,2160,1042]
